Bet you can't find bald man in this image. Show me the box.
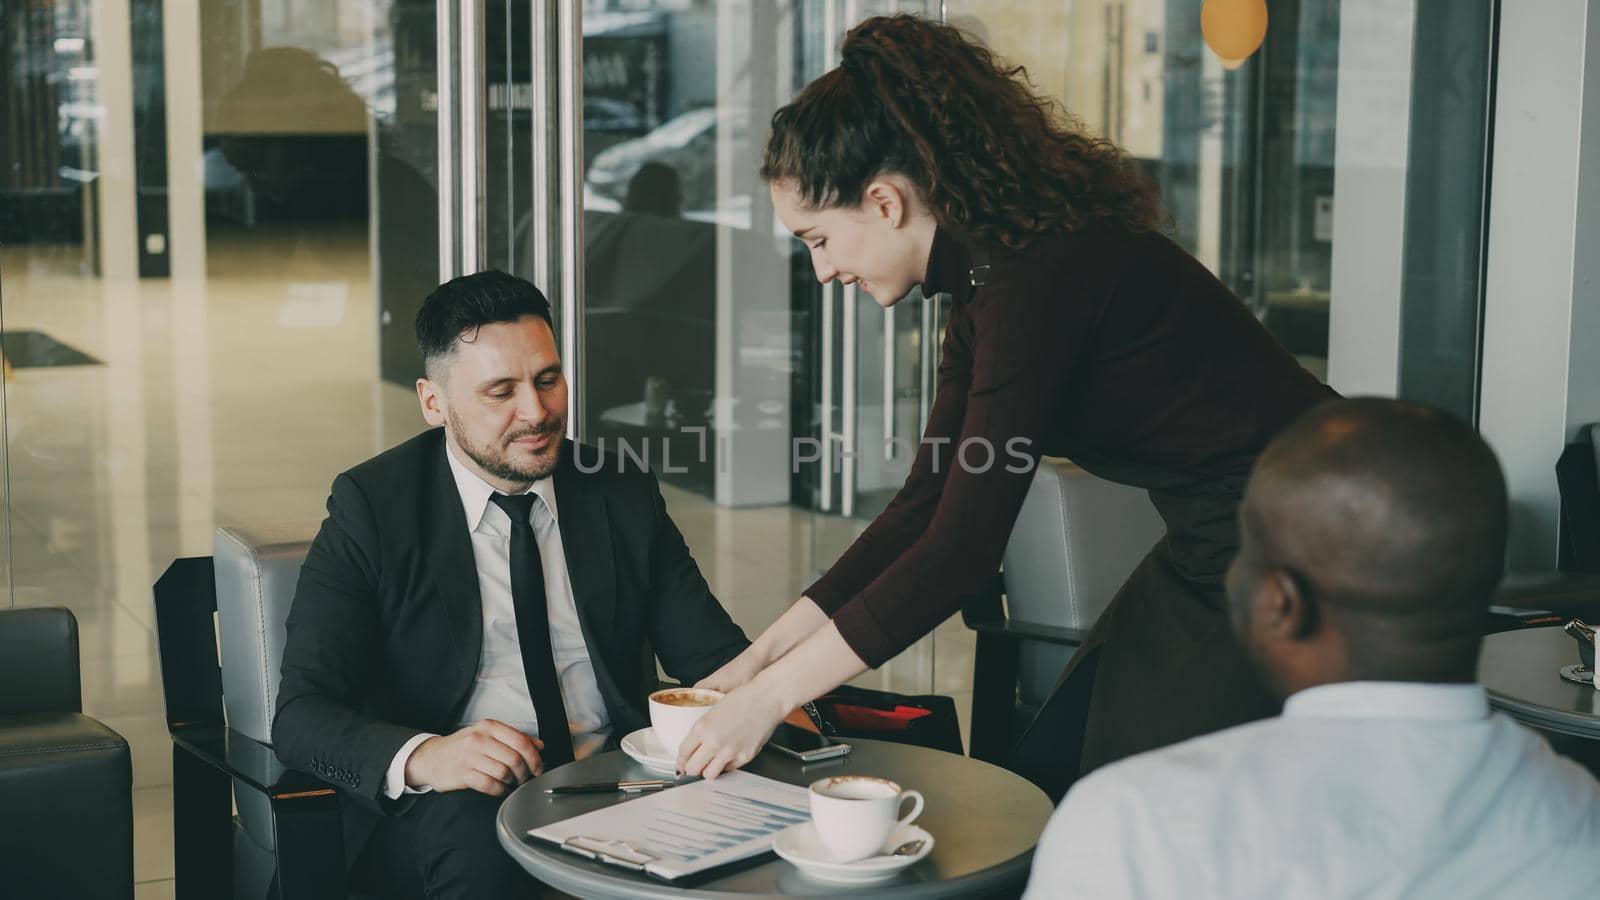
[1024,398,1600,899]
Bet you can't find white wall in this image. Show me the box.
[1325,0,1416,397]
[712,0,792,506]
[1479,0,1600,568]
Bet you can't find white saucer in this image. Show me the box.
[772,822,933,884]
[620,727,677,775]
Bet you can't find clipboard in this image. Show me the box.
[556,835,659,870]
[527,771,811,882]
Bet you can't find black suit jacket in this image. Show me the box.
[272,429,748,852]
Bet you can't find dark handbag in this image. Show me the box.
[807,685,964,756]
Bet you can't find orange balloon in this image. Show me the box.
[1201,0,1269,62]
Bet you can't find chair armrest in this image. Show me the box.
[966,589,1088,765]
[171,724,331,799]
[1485,607,1570,634]
[1495,571,1600,619]
[170,724,346,900]
[968,618,1090,647]
[961,574,1090,647]
[0,712,133,896]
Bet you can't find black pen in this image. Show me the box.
[544,780,671,795]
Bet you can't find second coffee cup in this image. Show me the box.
[808,775,924,863]
[647,686,724,757]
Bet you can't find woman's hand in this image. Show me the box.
[678,621,869,780]
[695,649,767,694]
[676,682,790,780]
[698,598,828,695]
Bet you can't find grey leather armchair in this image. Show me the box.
[964,458,1163,764]
[155,526,349,900]
[0,607,134,900]
[968,440,1600,772]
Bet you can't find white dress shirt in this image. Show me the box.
[1023,681,1600,899]
[383,445,612,798]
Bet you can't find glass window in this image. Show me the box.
[1396,0,1495,421]
[949,0,1341,379]
[573,0,951,696]
[0,0,437,771]
[948,0,1494,405]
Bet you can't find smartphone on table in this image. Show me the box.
[766,722,851,763]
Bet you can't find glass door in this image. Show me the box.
[557,0,947,696]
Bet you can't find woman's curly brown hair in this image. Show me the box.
[761,14,1165,247]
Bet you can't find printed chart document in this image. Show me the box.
[528,771,810,881]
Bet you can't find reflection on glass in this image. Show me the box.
[1397,0,1494,421]
[2,1,98,271]
[574,0,944,696]
[1,0,118,617]
[1,351,8,608]
[0,0,439,683]
[485,1,533,276]
[576,0,938,496]
[950,0,1340,378]
[197,2,439,535]
[583,161,717,491]
[577,1,760,494]
[212,48,371,223]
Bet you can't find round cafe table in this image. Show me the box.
[496,738,1054,899]
[1478,624,1600,777]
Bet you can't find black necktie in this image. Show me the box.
[489,492,575,768]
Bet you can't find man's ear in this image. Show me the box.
[863,179,907,229]
[417,376,447,428]
[1260,568,1318,641]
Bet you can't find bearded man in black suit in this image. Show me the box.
[273,271,749,898]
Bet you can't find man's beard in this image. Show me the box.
[448,409,564,484]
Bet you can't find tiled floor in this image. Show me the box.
[1,229,976,896]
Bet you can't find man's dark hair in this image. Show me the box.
[415,270,554,380]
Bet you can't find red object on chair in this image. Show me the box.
[828,702,933,733]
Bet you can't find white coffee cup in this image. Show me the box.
[647,687,723,757]
[807,775,925,863]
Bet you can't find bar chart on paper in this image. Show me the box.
[528,771,812,880]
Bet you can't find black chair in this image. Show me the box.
[156,525,668,900]
[1558,423,1600,572]
[154,541,349,900]
[1489,423,1600,629]
[0,607,134,900]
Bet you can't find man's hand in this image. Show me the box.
[404,719,545,796]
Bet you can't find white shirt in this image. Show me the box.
[1023,681,1600,899]
[382,445,612,798]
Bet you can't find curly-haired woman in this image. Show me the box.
[676,14,1335,796]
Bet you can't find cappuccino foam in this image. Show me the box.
[653,689,718,708]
